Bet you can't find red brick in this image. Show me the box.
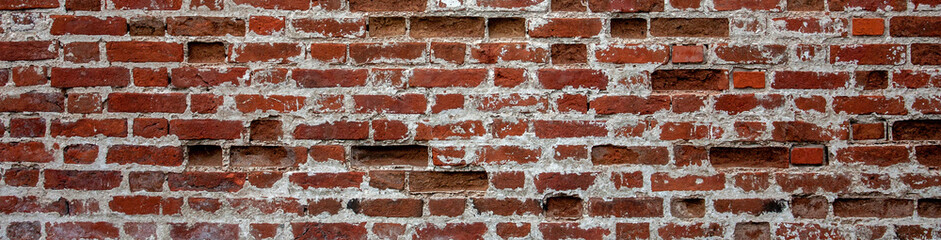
[50,119,127,137]
[409,171,488,192]
[588,0,663,12]
[133,68,169,87]
[588,197,662,217]
[829,0,905,11]
[538,68,608,89]
[108,93,187,113]
[658,223,723,240]
[105,42,183,62]
[651,69,728,91]
[472,43,548,63]
[106,145,183,166]
[410,69,486,87]
[112,0,182,9]
[290,172,364,189]
[431,42,466,64]
[651,18,729,37]
[0,41,57,61]
[830,44,906,65]
[353,94,426,114]
[292,223,367,239]
[772,17,847,36]
[497,223,531,238]
[51,16,127,35]
[63,42,100,63]
[51,67,130,88]
[235,95,305,113]
[292,69,368,88]
[776,172,851,193]
[529,18,603,38]
[0,142,54,163]
[234,0,309,9]
[9,118,45,137]
[495,68,526,87]
[714,44,787,64]
[168,172,246,192]
[350,198,422,217]
[772,71,849,89]
[3,168,39,186]
[413,223,486,240]
[44,170,121,190]
[129,171,165,192]
[169,223,239,240]
[477,0,547,8]
[306,145,344,162]
[590,95,670,114]
[0,0,59,9]
[836,145,909,166]
[67,93,102,113]
[594,44,669,63]
[172,67,250,87]
[833,96,907,115]
[533,120,604,138]
[109,196,181,215]
[292,18,366,38]
[671,45,703,63]
[229,43,304,63]
[46,222,119,240]
[913,43,941,65]
[350,0,426,11]
[651,173,725,191]
[853,18,884,36]
[833,198,913,218]
[294,121,368,140]
[733,71,765,89]
[191,94,224,113]
[714,0,780,10]
[167,17,245,36]
[534,172,595,192]
[349,42,425,64]
[791,146,825,165]
[539,223,610,240]
[714,198,785,215]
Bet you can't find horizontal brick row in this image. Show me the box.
[5,41,941,67]
[7,168,941,193]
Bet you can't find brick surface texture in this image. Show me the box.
[0,0,940,239]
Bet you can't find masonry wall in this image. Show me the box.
[1,0,941,239]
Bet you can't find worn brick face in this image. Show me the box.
[1,1,938,238]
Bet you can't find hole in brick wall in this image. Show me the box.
[488,18,525,38]
[250,119,282,141]
[187,42,226,63]
[545,195,583,219]
[350,145,429,167]
[611,18,647,38]
[368,17,406,38]
[671,198,705,218]
[187,145,223,167]
[230,146,300,168]
[550,44,588,64]
[129,17,166,36]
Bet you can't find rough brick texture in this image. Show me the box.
[0,0,939,239]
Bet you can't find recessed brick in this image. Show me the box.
[187,42,226,63]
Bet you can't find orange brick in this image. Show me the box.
[791,146,825,165]
[732,71,765,89]
[852,18,884,36]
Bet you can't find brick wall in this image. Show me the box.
[1,0,941,239]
